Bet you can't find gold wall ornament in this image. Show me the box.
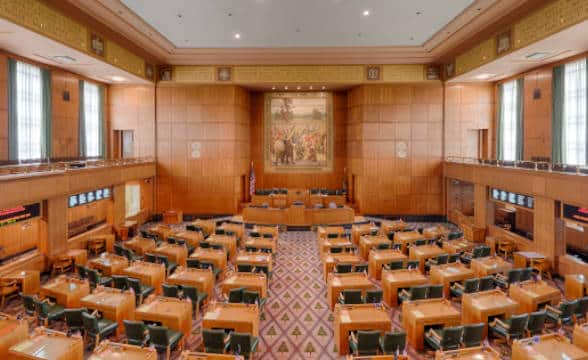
[106,41,146,78]
[455,37,496,76]
[366,65,381,81]
[382,64,428,82]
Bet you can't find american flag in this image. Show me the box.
[249,161,256,197]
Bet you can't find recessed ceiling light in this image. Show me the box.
[296,86,301,90]
[284,86,288,90]
[526,52,552,60]
[362,10,370,16]
[51,55,76,64]
[272,86,276,90]
[111,76,126,82]
[475,73,495,80]
[234,33,241,39]
[321,86,326,90]
[309,86,313,90]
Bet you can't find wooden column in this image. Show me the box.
[43,196,68,258]
[112,184,125,226]
[533,196,556,262]
[474,184,488,228]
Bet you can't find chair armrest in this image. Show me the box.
[452,283,464,290]
[427,329,441,341]
[545,304,561,314]
[224,333,231,344]
[398,289,409,297]
[349,332,358,344]
[494,318,510,329]
[495,273,506,281]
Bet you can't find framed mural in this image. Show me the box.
[264,92,333,173]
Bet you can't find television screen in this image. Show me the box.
[492,189,500,200]
[103,188,111,198]
[87,191,95,203]
[68,195,78,208]
[95,189,103,200]
[508,192,516,204]
[517,194,526,206]
[500,191,507,202]
[526,197,534,209]
[78,193,87,205]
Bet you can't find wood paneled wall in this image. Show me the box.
[249,92,346,190]
[347,84,444,215]
[0,54,8,161]
[446,179,475,216]
[522,68,553,160]
[445,83,494,159]
[155,85,250,214]
[108,85,156,158]
[51,70,80,158]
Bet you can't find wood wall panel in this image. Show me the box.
[445,83,494,158]
[51,70,79,159]
[348,84,444,215]
[0,217,40,260]
[155,85,250,215]
[108,85,156,158]
[249,92,346,190]
[522,68,553,160]
[0,54,7,161]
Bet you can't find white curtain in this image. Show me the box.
[563,59,587,165]
[83,82,101,157]
[500,80,519,161]
[16,62,43,161]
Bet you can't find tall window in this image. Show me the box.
[498,79,523,161]
[15,61,43,160]
[563,59,587,165]
[82,81,102,157]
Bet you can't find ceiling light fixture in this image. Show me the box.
[416,11,422,15]
[363,10,370,16]
[321,86,326,90]
[525,52,552,60]
[284,86,288,90]
[309,86,313,90]
[234,33,241,39]
[475,73,495,80]
[51,55,76,64]
[296,86,301,90]
[110,76,126,82]
[272,86,276,90]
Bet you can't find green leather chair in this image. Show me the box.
[64,308,87,334]
[199,261,221,279]
[123,320,149,347]
[87,269,113,289]
[545,300,578,326]
[182,286,208,315]
[156,255,177,276]
[398,285,428,303]
[427,285,444,299]
[162,283,180,298]
[448,253,461,263]
[144,253,157,263]
[478,276,495,291]
[123,248,143,262]
[186,258,200,268]
[354,263,368,273]
[489,313,528,343]
[76,264,87,279]
[495,269,522,289]
[338,289,363,305]
[202,328,230,354]
[376,243,391,250]
[112,275,128,290]
[327,233,339,239]
[424,326,463,351]
[462,323,485,348]
[330,247,343,254]
[425,253,449,271]
[414,239,426,246]
[348,330,380,355]
[384,260,404,271]
[380,331,406,355]
[364,289,383,304]
[450,278,479,300]
[406,260,420,269]
[228,287,246,303]
[520,267,534,282]
[253,265,272,281]
[229,332,259,359]
[21,293,36,316]
[575,296,588,324]
[147,325,183,360]
[243,290,266,311]
[127,277,154,305]
[82,311,118,348]
[526,310,547,336]
[34,298,65,326]
[335,263,352,273]
[113,243,125,256]
[237,264,253,272]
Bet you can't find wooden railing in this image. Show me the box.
[445,156,588,175]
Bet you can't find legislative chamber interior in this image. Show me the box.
[1,0,588,359]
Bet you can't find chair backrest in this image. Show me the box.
[162,283,179,298]
[200,261,215,271]
[381,331,406,354]
[414,239,426,246]
[113,243,124,256]
[377,243,390,250]
[237,264,253,272]
[526,311,547,335]
[249,231,260,238]
[82,312,99,333]
[203,328,226,353]
[576,296,588,316]
[387,232,395,241]
[479,276,495,291]
[365,289,383,303]
[507,269,522,283]
[561,300,579,319]
[22,294,36,314]
[245,246,257,252]
[356,330,381,355]
[76,264,87,279]
[462,323,484,347]
[167,237,176,244]
[126,277,142,294]
[262,233,273,239]
[228,287,245,303]
[112,275,128,290]
[123,320,147,345]
[176,239,187,246]
[327,233,339,239]
[211,244,224,250]
[330,247,343,254]
[156,255,170,267]
[520,268,533,282]
[64,308,87,329]
[448,253,460,263]
[200,242,210,248]
[33,299,49,317]
[243,290,261,305]
[148,325,170,347]
[388,260,404,270]
[440,326,464,350]
[508,314,529,337]
[406,260,419,269]
[410,285,428,300]
[255,266,270,276]
[428,285,444,299]
[187,259,200,268]
[342,289,363,304]
[230,332,254,354]
[472,246,485,258]
[436,253,449,265]
[87,269,99,285]
[260,247,273,254]
[354,263,368,273]
[182,286,199,304]
[215,229,225,235]
[144,253,157,263]
[140,230,151,238]
[226,230,235,237]
[480,246,491,257]
[392,243,402,251]
[463,278,480,293]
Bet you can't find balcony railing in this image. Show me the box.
[445,156,588,176]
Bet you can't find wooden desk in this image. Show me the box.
[153,244,188,267]
[122,261,166,295]
[39,276,90,308]
[202,302,259,336]
[218,222,246,240]
[0,315,28,357]
[89,234,115,253]
[81,287,135,336]
[381,268,428,307]
[470,256,513,276]
[190,248,227,276]
[514,251,547,269]
[322,253,362,282]
[367,249,406,280]
[173,231,204,248]
[351,224,374,245]
[509,280,561,313]
[168,267,214,299]
[89,341,157,359]
[180,351,244,360]
[409,245,444,273]
[163,210,183,224]
[221,273,267,298]
[243,238,277,254]
[380,220,407,233]
[434,347,501,360]
[359,235,391,259]
[402,298,461,351]
[462,289,519,337]
[148,224,173,241]
[235,252,273,272]
[87,253,129,276]
[442,239,475,254]
[191,219,216,236]
[320,238,354,254]
[317,226,345,240]
[327,273,374,310]
[66,249,87,266]
[206,235,237,259]
[512,334,588,360]
[9,327,83,360]
[423,225,449,239]
[566,274,587,300]
[394,231,424,253]
[334,304,391,355]
[135,296,192,340]
[574,324,588,352]
[1,270,40,294]
[251,225,279,239]
[430,262,475,297]
[123,237,156,255]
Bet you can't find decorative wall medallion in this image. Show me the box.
[145,63,154,81]
[90,33,105,57]
[445,62,455,78]
[217,67,232,81]
[190,142,201,158]
[496,30,512,55]
[426,65,440,80]
[159,66,172,81]
[396,142,408,158]
[366,65,381,81]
